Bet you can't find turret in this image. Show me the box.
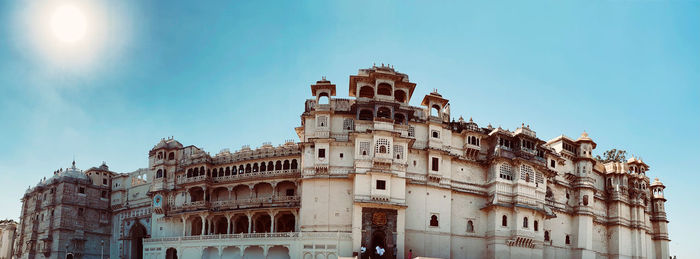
[421,90,450,123]
[650,178,670,259]
[310,77,336,106]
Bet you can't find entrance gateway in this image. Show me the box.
[361,208,396,259]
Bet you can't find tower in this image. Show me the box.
[650,178,670,259]
[572,132,597,259]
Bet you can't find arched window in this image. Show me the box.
[565,235,571,244]
[283,160,290,170]
[429,215,439,227]
[379,146,387,153]
[260,162,267,172]
[253,163,259,172]
[377,83,392,96]
[502,215,508,227]
[275,161,282,170]
[432,131,439,138]
[239,165,244,173]
[359,86,374,98]
[523,217,528,228]
[200,166,204,176]
[156,169,163,178]
[168,152,175,160]
[291,159,298,170]
[268,161,274,171]
[318,92,330,104]
[466,220,474,233]
[431,104,441,117]
[187,169,193,178]
[394,90,406,103]
[245,164,251,173]
[359,109,373,121]
[394,113,405,124]
[534,220,539,231]
[225,167,230,176]
[583,195,589,206]
[377,107,391,119]
[544,231,550,241]
[232,166,237,174]
[193,167,199,176]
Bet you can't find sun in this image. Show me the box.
[50,4,87,43]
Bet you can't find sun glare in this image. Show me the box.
[50,5,87,43]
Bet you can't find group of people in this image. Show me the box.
[359,246,413,258]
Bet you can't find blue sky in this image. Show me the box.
[1,0,697,257]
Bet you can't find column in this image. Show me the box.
[181,216,187,236]
[226,214,232,234]
[269,210,276,233]
[200,215,206,236]
[247,213,253,233]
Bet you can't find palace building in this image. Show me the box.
[15,65,670,259]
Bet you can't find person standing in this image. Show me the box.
[408,249,413,259]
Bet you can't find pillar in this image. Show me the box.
[247,213,253,233]
[200,215,206,236]
[269,211,276,233]
[181,216,187,236]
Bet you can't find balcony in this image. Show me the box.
[212,169,301,184]
[144,231,351,245]
[178,175,208,184]
[173,196,300,213]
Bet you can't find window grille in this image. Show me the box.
[499,164,513,180]
[343,118,354,130]
[521,165,534,182]
[393,145,404,160]
[536,171,544,184]
[408,126,415,137]
[317,116,328,127]
[359,141,370,156]
[375,138,391,154]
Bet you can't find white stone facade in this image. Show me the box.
[16,65,671,259]
[0,220,17,259]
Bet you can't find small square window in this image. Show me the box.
[376,180,386,190]
[101,191,107,198]
[78,187,85,194]
[102,178,107,185]
[318,149,326,158]
[432,130,439,138]
[550,160,556,168]
[286,189,295,196]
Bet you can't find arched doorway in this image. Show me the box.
[371,230,386,258]
[130,222,147,259]
[66,253,74,259]
[166,248,178,259]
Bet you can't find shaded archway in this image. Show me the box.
[166,248,178,259]
[253,213,272,233]
[359,86,374,98]
[358,109,373,121]
[276,212,296,232]
[377,107,391,119]
[233,215,249,234]
[202,247,218,259]
[394,90,406,103]
[371,230,387,258]
[377,83,392,96]
[129,222,147,259]
[243,246,264,259]
[268,246,290,259]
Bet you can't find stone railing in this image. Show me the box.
[212,169,300,183]
[177,169,301,185]
[174,196,300,211]
[145,231,351,243]
[178,175,207,184]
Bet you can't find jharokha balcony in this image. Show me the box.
[172,196,301,213]
[176,169,301,185]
